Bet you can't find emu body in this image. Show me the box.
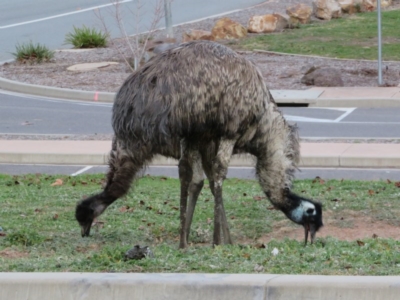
[75,41,323,247]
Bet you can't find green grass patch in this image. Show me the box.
[238,10,400,60]
[64,25,108,48]
[0,174,399,274]
[12,42,54,63]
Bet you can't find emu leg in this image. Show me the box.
[76,138,146,237]
[178,141,194,249]
[202,148,233,245]
[185,152,205,242]
[208,179,232,245]
[211,139,235,246]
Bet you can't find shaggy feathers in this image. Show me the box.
[75,40,323,246]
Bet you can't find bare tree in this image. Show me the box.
[75,41,323,248]
[95,0,166,71]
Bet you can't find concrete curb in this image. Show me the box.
[1,141,400,168]
[314,97,400,107]
[0,273,399,300]
[2,75,400,107]
[0,76,115,102]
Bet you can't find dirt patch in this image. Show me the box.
[257,210,399,243]
[0,248,29,259]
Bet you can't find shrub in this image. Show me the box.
[64,26,108,48]
[12,42,54,63]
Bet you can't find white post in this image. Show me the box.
[164,0,173,38]
[377,0,383,85]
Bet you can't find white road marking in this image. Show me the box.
[71,166,93,176]
[0,0,133,29]
[285,107,357,123]
[334,108,356,122]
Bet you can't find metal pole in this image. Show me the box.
[377,0,383,85]
[164,0,173,38]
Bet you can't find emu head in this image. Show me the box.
[283,192,323,245]
[75,195,107,237]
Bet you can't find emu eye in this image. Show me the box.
[306,208,314,215]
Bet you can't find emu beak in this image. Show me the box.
[81,222,92,237]
[304,223,317,245]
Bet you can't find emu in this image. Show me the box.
[75,40,323,248]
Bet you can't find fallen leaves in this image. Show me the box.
[119,206,134,213]
[50,179,63,186]
[312,176,325,184]
[356,240,365,247]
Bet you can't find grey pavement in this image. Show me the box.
[1,76,400,169]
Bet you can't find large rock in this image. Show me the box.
[301,67,344,87]
[338,0,363,13]
[248,14,288,33]
[313,0,342,20]
[182,29,214,42]
[362,0,392,11]
[211,18,247,40]
[286,3,313,25]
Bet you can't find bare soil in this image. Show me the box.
[1,0,400,92]
[257,210,400,243]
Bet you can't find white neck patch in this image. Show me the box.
[291,201,316,222]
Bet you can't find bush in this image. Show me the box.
[64,26,108,48]
[12,42,54,63]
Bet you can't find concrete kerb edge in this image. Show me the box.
[2,75,400,107]
[313,97,400,107]
[0,76,115,102]
[1,273,400,300]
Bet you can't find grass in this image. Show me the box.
[64,25,108,48]
[0,174,399,274]
[12,42,54,63]
[238,10,400,60]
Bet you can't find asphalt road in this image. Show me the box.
[0,0,264,61]
[1,91,400,138]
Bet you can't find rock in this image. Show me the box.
[313,0,342,20]
[211,17,247,40]
[286,3,313,25]
[67,62,119,72]
[381,0,393,8]
[124,245,154,260]
[182,29,214,42]
[301,67,344,86]
[362,0,377,10]
[338,0,363,13]
[362,0,392,11]
[248,14,288,33]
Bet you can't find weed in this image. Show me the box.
[12,42,54,63]
[5,229,45,247]
[64,26,108,48]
